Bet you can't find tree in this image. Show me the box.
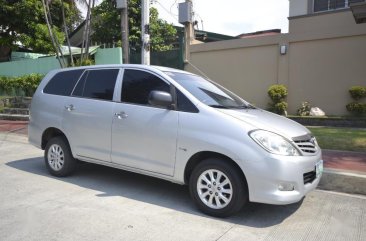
[62,0,75,66]
[80,0,96,63]
[92,0,177,51]
[0,0,81,53]
[42,0,69,67]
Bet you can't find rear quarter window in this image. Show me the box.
[43,69,84,96]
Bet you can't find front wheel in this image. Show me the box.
[189,158,248,217]
[44,136,76,177]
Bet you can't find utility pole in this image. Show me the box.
[141,0,150,65]
[117,0,129,64]
[179,0,193,64]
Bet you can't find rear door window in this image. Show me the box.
[72,69,119,101]
[43,69,84,96]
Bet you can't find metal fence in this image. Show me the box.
[130,49,184,70]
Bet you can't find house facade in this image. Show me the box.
[186,0,366,115]
[290,0,365,16]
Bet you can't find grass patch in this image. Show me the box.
[308,127,366,152]
[289,115,366,120]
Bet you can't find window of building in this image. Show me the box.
[72,69,119,101]
[121,69,170,105]
[44,69,84,96]
[314,0,365,12]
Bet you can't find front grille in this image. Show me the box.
[303,170,316,184]
[293,135,317,155]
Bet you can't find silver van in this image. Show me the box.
[29,65,323,217]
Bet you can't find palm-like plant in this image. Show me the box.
[41,0,65,67]
[42,0,90,67]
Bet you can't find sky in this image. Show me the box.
[152,0,290,36]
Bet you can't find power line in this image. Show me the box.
[154,0,179,21]
[194,12,204,30]
[170,0,179,14]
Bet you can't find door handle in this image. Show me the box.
[64,104,75,111]
[114,111,128,119]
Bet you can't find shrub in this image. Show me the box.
[273,101,288,115]
[268,85,288,102]
[297,101,311,116]
[0,74,43,97]
[268,85,288,115]
[75,58,95,66]
[349,86,366,101]
[346,86,366,115]
[346,102,366,115]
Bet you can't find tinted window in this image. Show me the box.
[44,69,84,96]
[72,69,119,101]
[121,69,170,105]
[314,0,329,11]
[314,0,363,12]
[176,89,199,113]
[72,71,88,97]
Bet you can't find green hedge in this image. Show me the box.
[0,74,43,97]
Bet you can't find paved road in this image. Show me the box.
[1,133,365,241]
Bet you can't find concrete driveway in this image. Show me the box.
[1,133,365,241]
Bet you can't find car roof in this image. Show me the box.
[54,64,189,74]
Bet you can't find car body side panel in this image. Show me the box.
[111,103,178,176]
[28,94,65,148]
[174,106,258,183]
[61,97,115,163]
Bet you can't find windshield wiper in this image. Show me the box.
[208,105,229,109]
[209,104,255,109]
[236,105,256,109]
[222,105,255,109]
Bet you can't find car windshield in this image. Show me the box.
[165,71,254,109]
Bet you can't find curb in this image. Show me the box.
[0,114,29,121]
[323,149,366,155]
[318,168,366,196]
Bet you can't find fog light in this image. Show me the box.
[278,183,295,191]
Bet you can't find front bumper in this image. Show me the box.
[244,150,323,205]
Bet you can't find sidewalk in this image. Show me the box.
[320,149,366,196]
[0,120,28,135]
[322,150,366,173]
[1,120,365,194]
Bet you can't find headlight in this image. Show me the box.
[249,130,300,156]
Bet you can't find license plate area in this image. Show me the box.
[316,160,324,177]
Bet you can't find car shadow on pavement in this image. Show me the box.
[6,157,303,227]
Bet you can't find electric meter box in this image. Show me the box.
[179,2,192,24]
[116,0,127,9]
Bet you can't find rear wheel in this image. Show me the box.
[44,136,76,177]
[189,158,248,217]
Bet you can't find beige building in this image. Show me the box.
[186,0,366,115]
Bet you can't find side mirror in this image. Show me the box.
[148,90,173,109]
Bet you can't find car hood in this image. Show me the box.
[217,108,310,139]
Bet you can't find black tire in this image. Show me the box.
[44,136,76,177]
[189,158,248,217]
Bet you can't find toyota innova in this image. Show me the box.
[29,65,323,217]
